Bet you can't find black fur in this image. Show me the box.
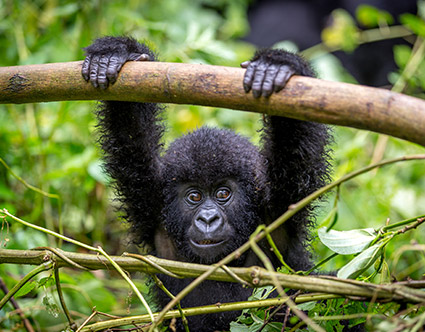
[83,36,332,331]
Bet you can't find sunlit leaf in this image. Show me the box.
[393,44,412,69]
[400,13,425,37]
[318,227,377,254]
[337,244,383,279]
[321,9,359,52]
[356,5,393,27]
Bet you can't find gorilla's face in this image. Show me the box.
[162,179,259,264]
[183,181,236,261]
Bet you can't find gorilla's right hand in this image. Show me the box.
[82,37,151,89]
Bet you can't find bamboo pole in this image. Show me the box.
[1,61,425,146]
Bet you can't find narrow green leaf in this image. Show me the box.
[318,227,377,254]
[337,244,383,279]
[14,280,37,298]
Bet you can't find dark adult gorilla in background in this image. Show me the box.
[243,0,417,87]
[82,36,331,331]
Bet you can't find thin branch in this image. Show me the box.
[0,278,35,332]
[152,275,190,332]
[1,61,425,146]
[0,209,155,323]
[0,261,54,310]
[249,227,326,332]
[54,267,77,330]
[1,247,424,303]
[79,295,339,332]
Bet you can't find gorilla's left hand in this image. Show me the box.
[241,59,295,98]
[82,42,150,89]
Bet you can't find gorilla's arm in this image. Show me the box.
[243,49,332,270]
[83,37,164,246]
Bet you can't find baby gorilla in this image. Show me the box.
[83,36,331,331]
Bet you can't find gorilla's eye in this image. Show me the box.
[216,188,231,202]
[187,191,202,203]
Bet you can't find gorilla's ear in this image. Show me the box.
[154,226,179,260]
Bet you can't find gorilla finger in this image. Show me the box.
[81,55,92,81]
[89,54,101,88]
[106,54,126,85]
[97,54,111,90]
[274,65,295,92]
[240,60,251,68]
[243,62,257,93]
[262,64,279,97]
[251,61,269,98]
[129,52,150,61]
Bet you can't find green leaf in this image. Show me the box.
[321,9,359,52]
[261,322,283,332]
[318,227,377,254]
[297,301,317,311]
[393,44,412,69]
[320,205,338,229]
[248,285,274,301]
[38,276,55,288]
[230,322,249,332]
[400,13,425,37]
[356,5,393,28]
[14,281,37,298]
[337,244,383,279]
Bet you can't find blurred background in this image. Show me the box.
[0,0,424,329]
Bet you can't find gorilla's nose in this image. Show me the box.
[194,208,222,233]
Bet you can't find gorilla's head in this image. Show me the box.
[160,127,267,263]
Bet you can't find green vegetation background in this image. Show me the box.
[0,0,424,330]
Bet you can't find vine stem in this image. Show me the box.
[80,294,342,331]
[0,208,155,323]
[0,261,53,310]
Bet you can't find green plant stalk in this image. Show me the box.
[370,215,425,252]
[220,265,251,286]
[0,261,53,310]
[152,275,189,332]
[2,209,93,251]
[80,294,342,332]
[260,225,295,273]
[124,252,180,278]
[76,310,98,332]
[54,267,76,330]
[0,157,63,246]
[381,214,425,232]
[249,228,326,332]
[0,157,59,200]
[307,253,338,275]
[392,37,425,93]
[302,25,412,59]
[372,37,425,163]
[150,154,425,330]
[96,246,155,322]
[1,209,154,322]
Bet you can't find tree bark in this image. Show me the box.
[1,61,425,146]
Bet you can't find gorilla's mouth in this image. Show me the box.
[190,238,226,247]
[189,237,229,261]
[197,239,222,246]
